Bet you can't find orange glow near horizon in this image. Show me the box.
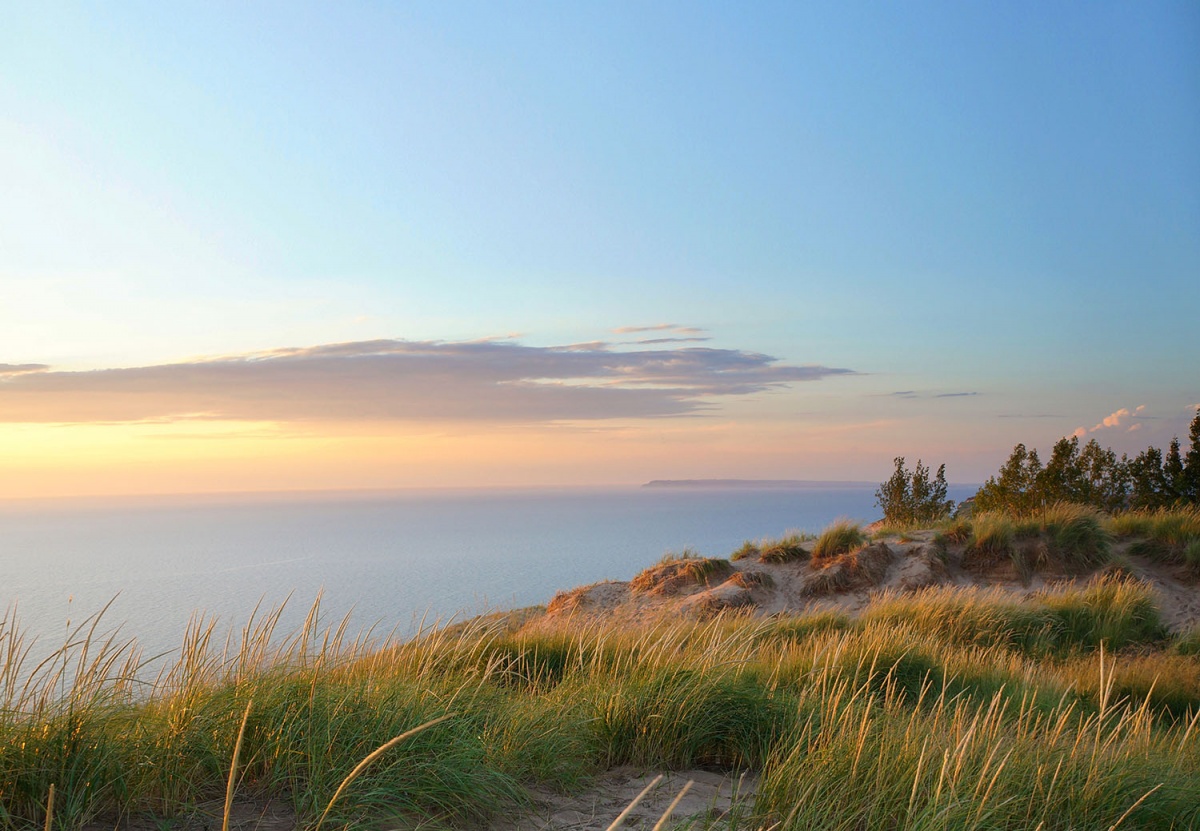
[0,412,998,500]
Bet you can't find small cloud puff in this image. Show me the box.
[1088,405,1148,432]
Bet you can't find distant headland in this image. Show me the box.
[642,478,876,489]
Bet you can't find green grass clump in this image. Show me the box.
[1174,625,1200,656]
[963,511,1015,565]
[1185,539,1200,573]
[630,551,732,594]
[936,515,974,545]
[1107,506,1200,547]
[735,533,811,564]
[730,540,760,561]
[811,520,865,559]
[963,506,1110,574]
[1016,503,1112,569]
[860,576,1167,657]
[759,533,810,564]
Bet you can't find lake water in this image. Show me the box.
[0,484,976,665]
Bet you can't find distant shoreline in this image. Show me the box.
[642,479,877,489]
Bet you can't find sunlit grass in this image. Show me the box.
[811,520,865,560]
[0,579,1196,830]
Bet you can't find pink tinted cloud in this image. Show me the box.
[1088,404,1147,432]
[0,337,857,424]
[1092,408,1131,431]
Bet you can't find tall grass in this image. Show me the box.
[1108,506,1200,547]
[0,586,1196,830]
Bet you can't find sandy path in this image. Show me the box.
[493,767,756,830]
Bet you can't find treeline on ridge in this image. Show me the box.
[878,410,1200,521]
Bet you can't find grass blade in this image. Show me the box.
[313,712,455,831]
[223,700,253,831]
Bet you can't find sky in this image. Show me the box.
[1,1,1197,498]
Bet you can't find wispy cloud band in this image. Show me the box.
[0,338,856,424]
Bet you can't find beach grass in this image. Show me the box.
[810,520,865,560]
[0,578,1197,830]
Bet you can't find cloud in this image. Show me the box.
[1093,408,1131,430]
[1073,403,1151,439]
[612,323,707,336]
[0,338,856,425]
[887,390,978,399]
[0,364,48,376]
[1088,405,1147,432]
[633,337,712,345]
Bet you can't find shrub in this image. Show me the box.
[874,457,953,525]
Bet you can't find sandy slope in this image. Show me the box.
[529,530,1200,634]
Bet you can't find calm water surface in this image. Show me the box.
[0,485,974,663]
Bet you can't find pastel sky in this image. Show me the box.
[1,2,1197,498]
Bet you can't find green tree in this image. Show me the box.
[875,457,953,525]
[975,443,1042,515]
[1128,446,1169,510]
[1078,439,1129,513]
[1165,437,1185,504]
[1037,436,1087,505]
[1184,410,1200,502]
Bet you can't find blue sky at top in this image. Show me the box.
[0,1,1196,490]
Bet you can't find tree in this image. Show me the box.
[976,419,1200,515]
[875,457,954,525]
[1184,410,1200,502]
[1165,438,1185,504]
[1077,439,1129,513]
[975,443,1042,515]
[1038,436,1087,505]
[1128,446,1169,510]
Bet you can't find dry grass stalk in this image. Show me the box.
[313,712,456,831]
[605,774,662,831]
[223,700,253,831]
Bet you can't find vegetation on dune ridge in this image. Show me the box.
[631,549,733,595]
[811,519,866,559]
[874,457,954,526]
[968,411,1200,516]
[1,569,1197,831]
[732,533,811,564]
